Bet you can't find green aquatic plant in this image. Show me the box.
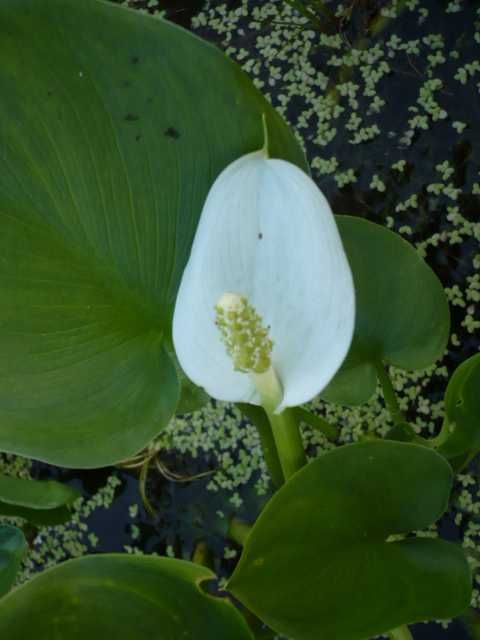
[189,0,480,576]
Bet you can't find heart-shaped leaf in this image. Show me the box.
[0,525,27,598]
[437,353,480,459]
[0,554,253,639]
[0,475,80,526]
[322,216,450,405]
[228,441,471,640]
[0,0,304,466]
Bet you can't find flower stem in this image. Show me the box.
[265,407,307,481]
[238,403,284,487]
[253,367,307,481]
[191,540,212,568]
[292,406,338,440]
[227,517,252,547]
[388,625,414,640]
[375,361,405,426]
[428,417,453,449]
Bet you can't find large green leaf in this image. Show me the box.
[437,353,480,459]
[228,441,471,640]
[321,216,450,405]
[0,0,305,466]
[0,475,80,526]
[0,525,27,598]
[0,554,254,639]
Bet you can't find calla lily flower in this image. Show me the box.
[173,147,355,413]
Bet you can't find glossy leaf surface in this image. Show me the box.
[0,554,254,639]
[322,216,450,405]
[0,475,80,526]
[0,0,304,466]
[228,441,471,640]
[0,525,27,598]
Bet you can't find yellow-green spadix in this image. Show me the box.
[173,149,355,412]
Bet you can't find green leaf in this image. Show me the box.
[384,421,418,443]
[167,346,210,415]
[176,375,210,415]
[0,525,27,598]
[0,0,305,466]
[0,554,253,639]
[321,361,378,405]
[437,353,480,459]
[228,441,471,640]
[0,475,80,526]
[321,216,450,405]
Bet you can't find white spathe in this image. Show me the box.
[173,150,355,412]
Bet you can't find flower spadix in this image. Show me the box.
[173,147,355,412]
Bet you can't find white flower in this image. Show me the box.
[173,149,355,412]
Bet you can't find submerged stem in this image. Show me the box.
[388,625,414,640]
[191,540,212,568]
[375,361,405,426]
[228,517,252,547]
[283,0,333,29]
